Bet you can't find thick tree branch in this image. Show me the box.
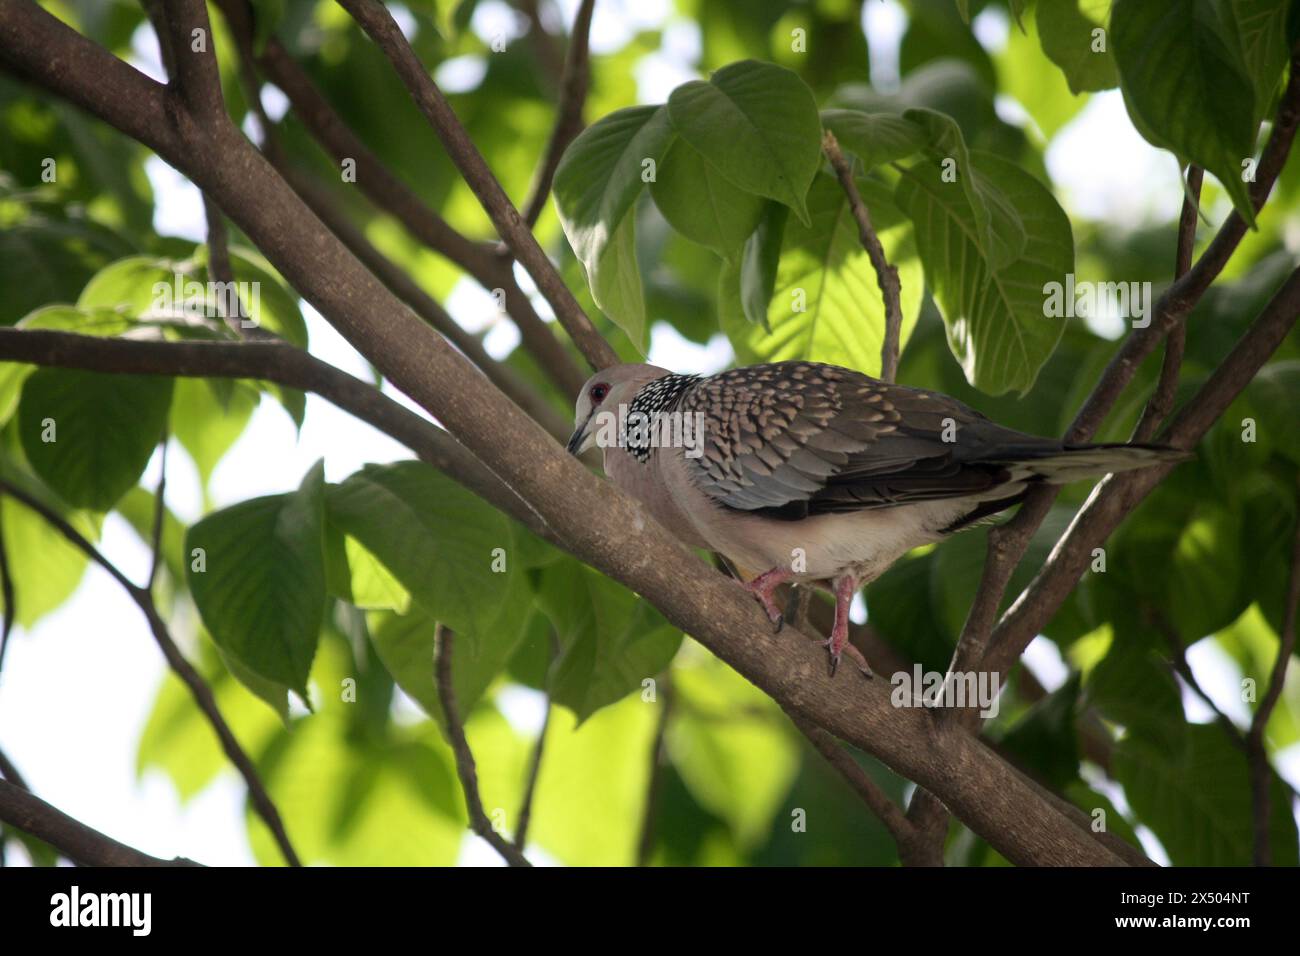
[0,1,1133,864]
[435,626,531,866]
[823,130,903,382]
[0,477,302,866]
[0,780,201,866]
[159,0,224,120]
[1247,493,1300,866]
[337,0,620,372]
[520,0,594,228]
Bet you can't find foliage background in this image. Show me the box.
[0,0,1298,866]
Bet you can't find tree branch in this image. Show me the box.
[0,327,556,543]
[1133,165,1203,441]
[822,130,903,383]
[434,626,531,866]
[0,1,1137,864]
[159,0,225,121]
[337,0,619,372]
[520,0,594,228]
[0,477,302,865]
[213,0,589,397]
[0,779,201,866]
[984,266,1300,678]
[1247,489,1300,866]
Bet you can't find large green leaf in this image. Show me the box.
[649,137,766,258]
[554,105,675,350]
[537,558,682,722]
[1116,725,1299,866]
[1037,0,1120,94]
[186,462,327,698]
[722,174,923,376]
[820,109,928,171]
[668,657,800,848]
[170,378,259,490]
[325,461,526,643]
[18,368,172,511]
[1111,0,1261,224]
[738,201,789,328]
[895,151,1074,395]
[667,60,821,224]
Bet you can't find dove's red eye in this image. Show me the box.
[589,383,610,404]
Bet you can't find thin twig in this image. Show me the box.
[0,327,557,543]
[0,780,201,866]
[434,626,531,866]
[1247,489,1300,866]
[822,130,903,383]
[213,0,590,396]
[338,0,620,372]
[520,0,595,228]
[1134,165,1204,441]
[635,680,672,867]
[792,716,916,850]
[512,697,551,850]
[0,478,302,866]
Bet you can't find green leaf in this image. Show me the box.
[0,469,97,629]
[537,558,682,722]
[325,461,524,642]
[1228,0,1292,122]
[895,151,1073,395]
[1111,0,1261,224]
[18,369,172,511]
[904,107,1027,270]
[995,673,1081,792]
[669,658,800,847]
[649,137,766,258]
[170,378,258,489]
[554,104,674,350]
[1116,725,1299,866]
[186,462,327,698]
[1037,0,1120,94]
[739,201,788,328]
[820,109,928,171]
[1084,628,1187,753]
[723,173,923,377]
[667,60,821,224]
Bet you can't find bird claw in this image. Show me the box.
[820,635,874,681]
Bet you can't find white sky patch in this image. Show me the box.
[648,326,733,376]
[145,157,206,242]
[1021,636,1070,693]
[435,54,489,94]
[128,22,166,84]
[387,2,418,41]
[971,6,1010,53]
[1047,91,1185,228]
[472,0,529,48]
[863,0,906,92]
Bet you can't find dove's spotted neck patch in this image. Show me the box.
[625,373,701,463]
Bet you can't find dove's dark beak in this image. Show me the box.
[566,423,588,456]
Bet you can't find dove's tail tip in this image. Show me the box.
[1014,441,1192,484]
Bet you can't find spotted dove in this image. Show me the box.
[567,361,1185,675]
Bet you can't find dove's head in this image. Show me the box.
[567,363,672,455]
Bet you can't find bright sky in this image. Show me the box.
[2,0,1295,868]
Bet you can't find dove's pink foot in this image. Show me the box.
[742,566,793,631]
[822,573,872,678]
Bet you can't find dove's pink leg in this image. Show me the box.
[741,567,793,630]
[823,573,867,677]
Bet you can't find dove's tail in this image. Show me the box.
[993,442,1192,485]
